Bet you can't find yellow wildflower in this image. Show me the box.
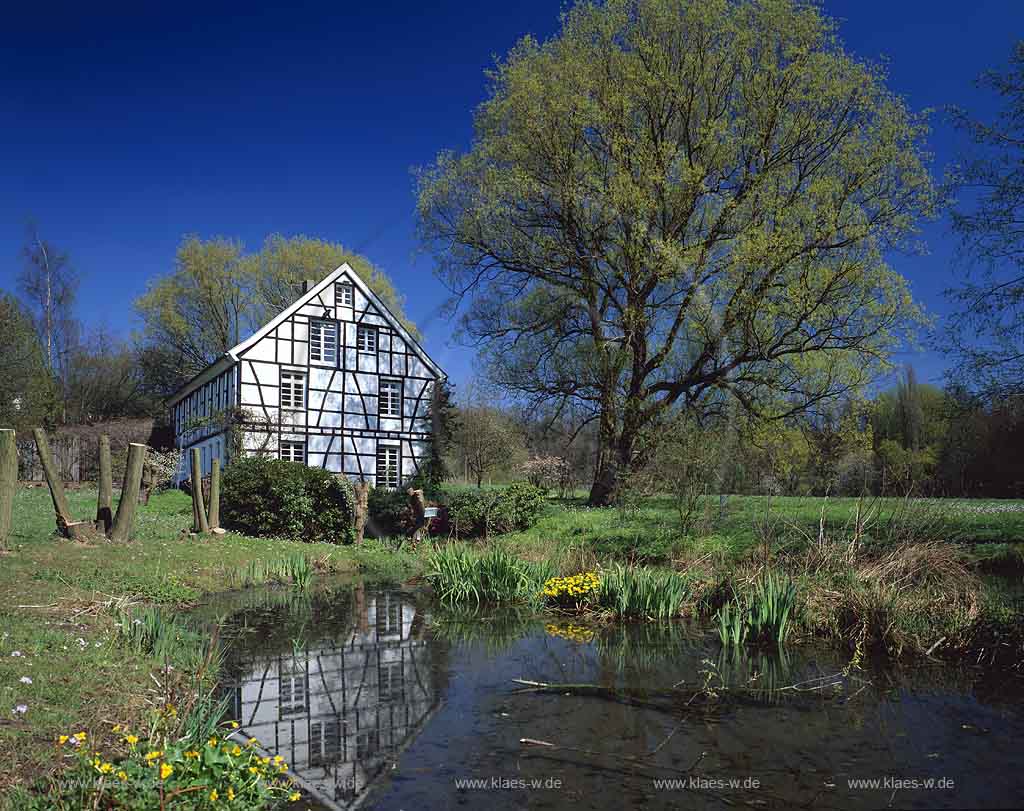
[230,721,239,729]
[160,762,173,780]
[124,734,139,745]
[231,744,242,756]
[74,732,87,742]
[144,750,163,762]
[184,750,200,759]
[112,724,122,733]
[116,770,128,781]
[209,789,219,802]
[227,787,235,800]
[290,792,301,802]
[208,737,218,747]
[58,735,69,745]
[100,763,114,774]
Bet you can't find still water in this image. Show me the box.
[199,583,1024,810]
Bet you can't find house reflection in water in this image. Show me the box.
[225,588,442,809]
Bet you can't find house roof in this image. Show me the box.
[167,263,446,408]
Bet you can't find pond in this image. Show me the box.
[196,582,1024,810]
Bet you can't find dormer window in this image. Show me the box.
[310,319,338,364]
[356,325,378,353]
[336,282,354,308]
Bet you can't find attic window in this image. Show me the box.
[336,282,354,308]
[356,325,378,353]
[310,319,338,364]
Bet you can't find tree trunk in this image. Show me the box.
[353,481,370,545]
[109,443,147,543]
[96,435,113,532]
[588,398,622,507]
[0,430,16,551]
[208,457,221,529]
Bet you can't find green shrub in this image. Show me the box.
[716,569,799,647]
[221,456,355,544]
[446,483,547,538]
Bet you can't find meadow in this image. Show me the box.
[2,483,1023,798]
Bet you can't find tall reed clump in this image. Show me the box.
[114,605,217,673]
[239,553,314,589]
[597,563,689,620]
[717,569,799,647]
[426,544,552,606]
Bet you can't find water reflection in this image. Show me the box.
[207,586,1024,811]
[222,587,443,810]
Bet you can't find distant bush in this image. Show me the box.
[446,483,547,538]
[221,456,355,544]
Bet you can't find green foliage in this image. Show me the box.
[445,483,547,538]
[21,719,300,810]
[0,293,59,431]
[221,456,355,544]
[237,553,314,590]
[597,563,689,620]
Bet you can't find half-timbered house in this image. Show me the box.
[167,263,445,487]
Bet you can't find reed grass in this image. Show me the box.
[597,563,689,620]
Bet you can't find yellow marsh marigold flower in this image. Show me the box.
[160,762,173,780]
[227,787,235,800]
[290,792,301,802]
[230,721,239,728]
[208,737,218,747]
[58,735,69,745]
[100,763,114,774]
[112,724,122,733]
[231,744,242,756]
[124,734,139,745]
[117,770,128,781]
[74,732,87,742]
[144,750,163,762]
[209,789,218,801]
[248,766,259,774]
[248,737,258,745]
[184,750,200,759]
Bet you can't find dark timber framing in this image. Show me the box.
[168,263,445,488]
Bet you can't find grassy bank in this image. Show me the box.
[0,486,425,798]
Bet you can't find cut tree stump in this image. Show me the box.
[109,443,147,543]
[191,448,210,534]
[0,429,16,551]
[96,435,113,532]
[208,458,221,529]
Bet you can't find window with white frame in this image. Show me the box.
[279,659,307,717]
[335,282,354,308]
[378,379,402,418]
[280,370,305,410]
[309,319,338,364]
[356,324,378,353]
[280,440,306,464]
[376,445,399,489]
[310,719,342,766]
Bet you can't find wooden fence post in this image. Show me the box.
[33,428,78,537]
[0,429,16,551]
[191,448,210,534]
[207,458,221,530]
[109,443,147,543]
[96,435,113,532]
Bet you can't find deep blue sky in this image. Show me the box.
[1,1,1021,390]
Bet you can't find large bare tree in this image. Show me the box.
[417,0,935,505]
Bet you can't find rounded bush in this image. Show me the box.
[221,456,356,544]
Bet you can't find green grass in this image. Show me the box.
[495,491,1024,567]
